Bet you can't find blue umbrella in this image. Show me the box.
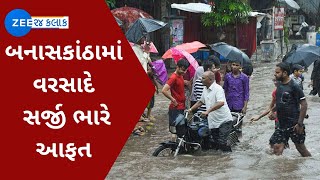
[283,44,320,68]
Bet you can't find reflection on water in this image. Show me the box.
[108,62,320,179]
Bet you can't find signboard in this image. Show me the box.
[170,19,184,47]
[274,7,285,30]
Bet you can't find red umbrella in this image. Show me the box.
[162,41,207,59]
[111,6,153,32]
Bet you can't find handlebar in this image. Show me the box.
[184,110,189,119]
[185,111,244,126]
[184,110,207,123]
[231,112,245,128]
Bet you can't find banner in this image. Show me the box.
[0,0,154,179]
[274,7,285,30]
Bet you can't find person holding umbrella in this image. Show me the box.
[162,59,190,137]
[309,59,320,96]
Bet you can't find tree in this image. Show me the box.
[105,0,116,9]
[201,0,252,27]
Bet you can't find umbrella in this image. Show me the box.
[162,41,207,59]
[125,18,167,43]
[171,48,199,70]
[111,6,153,32]
[171,3,212,13]
[210,42,253,76]
[170,48,199,78]
[150,59,168,85]
[278,0,300,10]
[283,44,320,68]
[209,42,249,64]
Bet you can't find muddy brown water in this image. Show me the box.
[108,61,320,179]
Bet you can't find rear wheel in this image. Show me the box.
[228,131,239,146]
[152,145,176,157]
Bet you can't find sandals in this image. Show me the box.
[139,116,150,122]
[139,115,156,122]
[132,126,145,136]
[149,115,156,122]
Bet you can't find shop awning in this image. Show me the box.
[278,0,300,10]
[171,3,212,13]
[249,12,267,29]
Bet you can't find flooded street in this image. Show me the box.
[108,61,320,179]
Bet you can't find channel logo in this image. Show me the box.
[5,9,69,37]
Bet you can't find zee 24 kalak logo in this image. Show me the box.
[5,9,69,37]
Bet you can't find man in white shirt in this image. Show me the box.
[189,71,233,152]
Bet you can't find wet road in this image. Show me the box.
[108,61,320,179]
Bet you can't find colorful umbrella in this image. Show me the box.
[150,59,168,85]
[162,41,206,59]
[171,48,199,78]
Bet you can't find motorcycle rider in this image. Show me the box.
[188,71,233,152]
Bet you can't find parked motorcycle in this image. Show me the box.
[152,111,244,157]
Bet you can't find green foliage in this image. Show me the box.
[283,25,289,45]
[201,0,252,27]
[105,0,116,9]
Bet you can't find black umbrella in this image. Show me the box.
[283,44,320,68]
[210,42,253,76]
[125,18,167,43]
[210,42,247,64]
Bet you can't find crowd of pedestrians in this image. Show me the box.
[132,40,318,157]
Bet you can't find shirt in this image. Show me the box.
[200,82,233,129]
[166,72,185,110]
[289,74,303,89]
[223,72,250,111]
[276,79,305,129]
[193,77,207,113]
[191,67,205,101]
[191,66,222,101]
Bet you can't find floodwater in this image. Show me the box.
[108,61,320,179]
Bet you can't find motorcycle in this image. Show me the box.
[152,111,244,157]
